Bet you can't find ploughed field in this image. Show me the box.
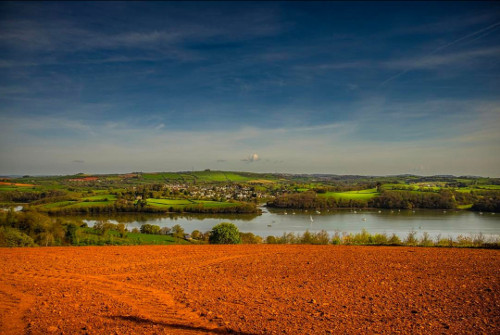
[0,245,498,334]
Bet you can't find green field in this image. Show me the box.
[142,172,195,182]
[141,171,269,183]
[40,199,115,210]
[76,228,191,246]
[0,185,39,192]
[42,201,78,209]
[147,198,237,209]
[81,194,117,201]
[319,188,379,201]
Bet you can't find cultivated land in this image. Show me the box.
[0,245,498,334]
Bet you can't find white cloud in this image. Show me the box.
[242,153,260,162]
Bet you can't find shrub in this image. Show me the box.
[313,230,330,245]
[352,229,371,245]
[159,226,171,235]
[191,230,202,240]
[404,231,418,246]
[0,227,36,247]
[140,224,161,234]
[266,235,278,244]
[388,233,402,245]
[301,230,314,244]
[372,233,388,245]
[116,223,127,238]
[209,222,241,244]
[240,232,262,244]
[419,232,433,247]
[171,224,185,239]
[331,231,342,245]
[65,223,79,244]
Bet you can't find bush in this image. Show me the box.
[191,230,202,240]
[404,231,418,246]
[209,222,241,244]
[312,230,330,245]
[388,233,402,245]
[266,235,278,244]
[171,224,185,239]
[419,232,433,247]
[140,224,161,235]
[160,226,171,235]
[240,232,262,244]
[372,233,388,245]
[0,227,36,247]
[331,231,342,245]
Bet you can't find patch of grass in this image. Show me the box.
[81,194,117,201]
[142,172,194,182]
[0,185,40,192]
[67,201,115,208]
[475,185,500,190]
[126,232,190,245]
[146,198,238,209]
[147,199,194,206]
[42,201,78,209]
[319,188,379,201]
[189,171,251,182]
[76,228,190,245]
[196,200,238,208]
[457,204,473,209]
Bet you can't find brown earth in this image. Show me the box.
[0,245,498,334]
[0,182,36,187]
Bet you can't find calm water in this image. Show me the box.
[77,207,500,239]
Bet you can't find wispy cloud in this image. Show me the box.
[383,47,500,71]
[381,21,500,85]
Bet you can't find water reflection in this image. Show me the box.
[53,207,500,239]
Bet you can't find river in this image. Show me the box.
[75,207,500,240]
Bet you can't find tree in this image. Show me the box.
[191,230,202,240]
[160,226,171,235]
[209,222,241,244]
[171,224,185,239]
[140,224,160,234]
[65,223,79,244]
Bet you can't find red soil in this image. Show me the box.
[0,245,498,334]
[0,182,36,187]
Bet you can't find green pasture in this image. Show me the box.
[126,232,190,245]
[190,171,253,182]
[41,199,115,210]
[77,228,190,246]
[42,201,78,209]
[475,185,500,190]
[81,194,117,201]
[142,172,194,182]
[147,199,195,206]
[319,188,379,201]
[0,185,40,192]
[146,198,237,209]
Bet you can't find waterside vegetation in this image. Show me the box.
[0,209,497,249]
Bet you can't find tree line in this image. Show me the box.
[268,189,496,211]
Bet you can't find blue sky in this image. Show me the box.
[0,2,499,176]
